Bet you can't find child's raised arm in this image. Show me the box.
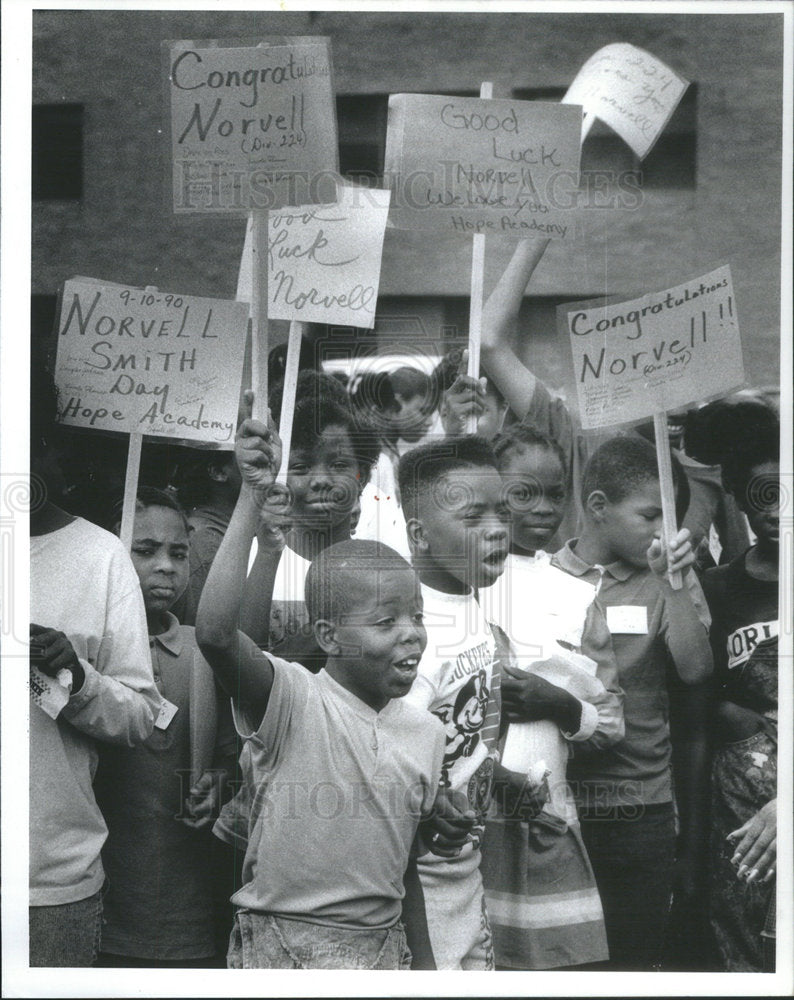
[648,528,714,684]
[480,238,549,420]
[196,392,282,721]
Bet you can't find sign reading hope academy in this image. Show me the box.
[55,279,248,444]
[384,94,582,239]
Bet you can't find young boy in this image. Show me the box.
[558,435,713,970]
[397,436,547,970]
[29,367,160,968]
[95,488,238,967]
[195,397,462,970]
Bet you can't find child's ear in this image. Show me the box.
[585,489,608,521]
[405,517,429,554]
[314,619,341,656]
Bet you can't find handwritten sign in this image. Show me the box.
[167,37,338,214]
[563,43,688,159]
[267,187,391,328]
[54,280,248,444]
[559,265,744,429]
[384,95,582,239]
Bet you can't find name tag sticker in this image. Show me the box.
[607,605,648,635]
[154,699,179,730]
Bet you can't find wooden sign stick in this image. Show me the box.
[119,283,166,550]
[653,411,683,590]
[119,431,143,552]
[250,212,269,423]
[465,81,493,435]
[276,321,307,485]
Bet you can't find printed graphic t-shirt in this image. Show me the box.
[402,585,501,853]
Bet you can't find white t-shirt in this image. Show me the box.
[403,585,501,857]
[232,659,445,928]
[30,517,159,904]
[354,450,411,561]
[479,552,610,823]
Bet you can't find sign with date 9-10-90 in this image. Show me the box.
[384,94,582,240]
[54,279,248,444]
[558,265,745,430]
[166,37,339,214]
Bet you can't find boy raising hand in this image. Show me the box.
[196,394,466,969]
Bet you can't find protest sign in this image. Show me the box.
[384,94,581,239]
[559,265,744,431]
[563,43,688,158]
[166,37,339,214]
[267,186,391,328]
[54,279,248,445]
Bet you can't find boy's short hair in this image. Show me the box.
[269,369,381,484]
[304,539,413,623]
[581,434,689,520]
[397,436,500,522]
[110,485,189,534]
[492,424,567,479]
[389,367,432,408]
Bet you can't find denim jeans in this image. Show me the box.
[228,911,412,970]
[29,888,103,967]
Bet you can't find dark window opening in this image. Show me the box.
[32,103,83,200]
[512,84,697,188]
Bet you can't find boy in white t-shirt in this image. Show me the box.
[397,436,547,970]
[196,395,470,969]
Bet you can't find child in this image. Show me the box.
[213,372,381,855]
[557,435,713,970]
[703,417,779,971]
[397,435,546,970]
[29,367,159,967]
[95,488,238,967]
[350,369,412,560]
[477,239,751,560]
[389,366,437,449]
[195,402,462,970]
[239,369,379,666]
[477,424,624,969]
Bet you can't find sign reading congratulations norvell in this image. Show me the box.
[167,37,338,214]
[55,279,248,444]
[559,265,744,429]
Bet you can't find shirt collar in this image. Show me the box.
[150,612,183,655]
[554,539,635,582]
[318,668,399,723]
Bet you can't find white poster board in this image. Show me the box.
[563,42,689,159]
[267,187,391,328]
[559,265,745,430]
[54,279,248,444]
[167,37,339,213]
[384,94,581,239]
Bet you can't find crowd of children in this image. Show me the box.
[29,235,782,973]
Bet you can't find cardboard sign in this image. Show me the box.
[563,43,688,159]
[559,265,744,430]
[384,95,582,239]
[167,37,338,214]
[54,279,248,444]
[267,186,391,328]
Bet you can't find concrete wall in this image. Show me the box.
[32,9,784,389]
